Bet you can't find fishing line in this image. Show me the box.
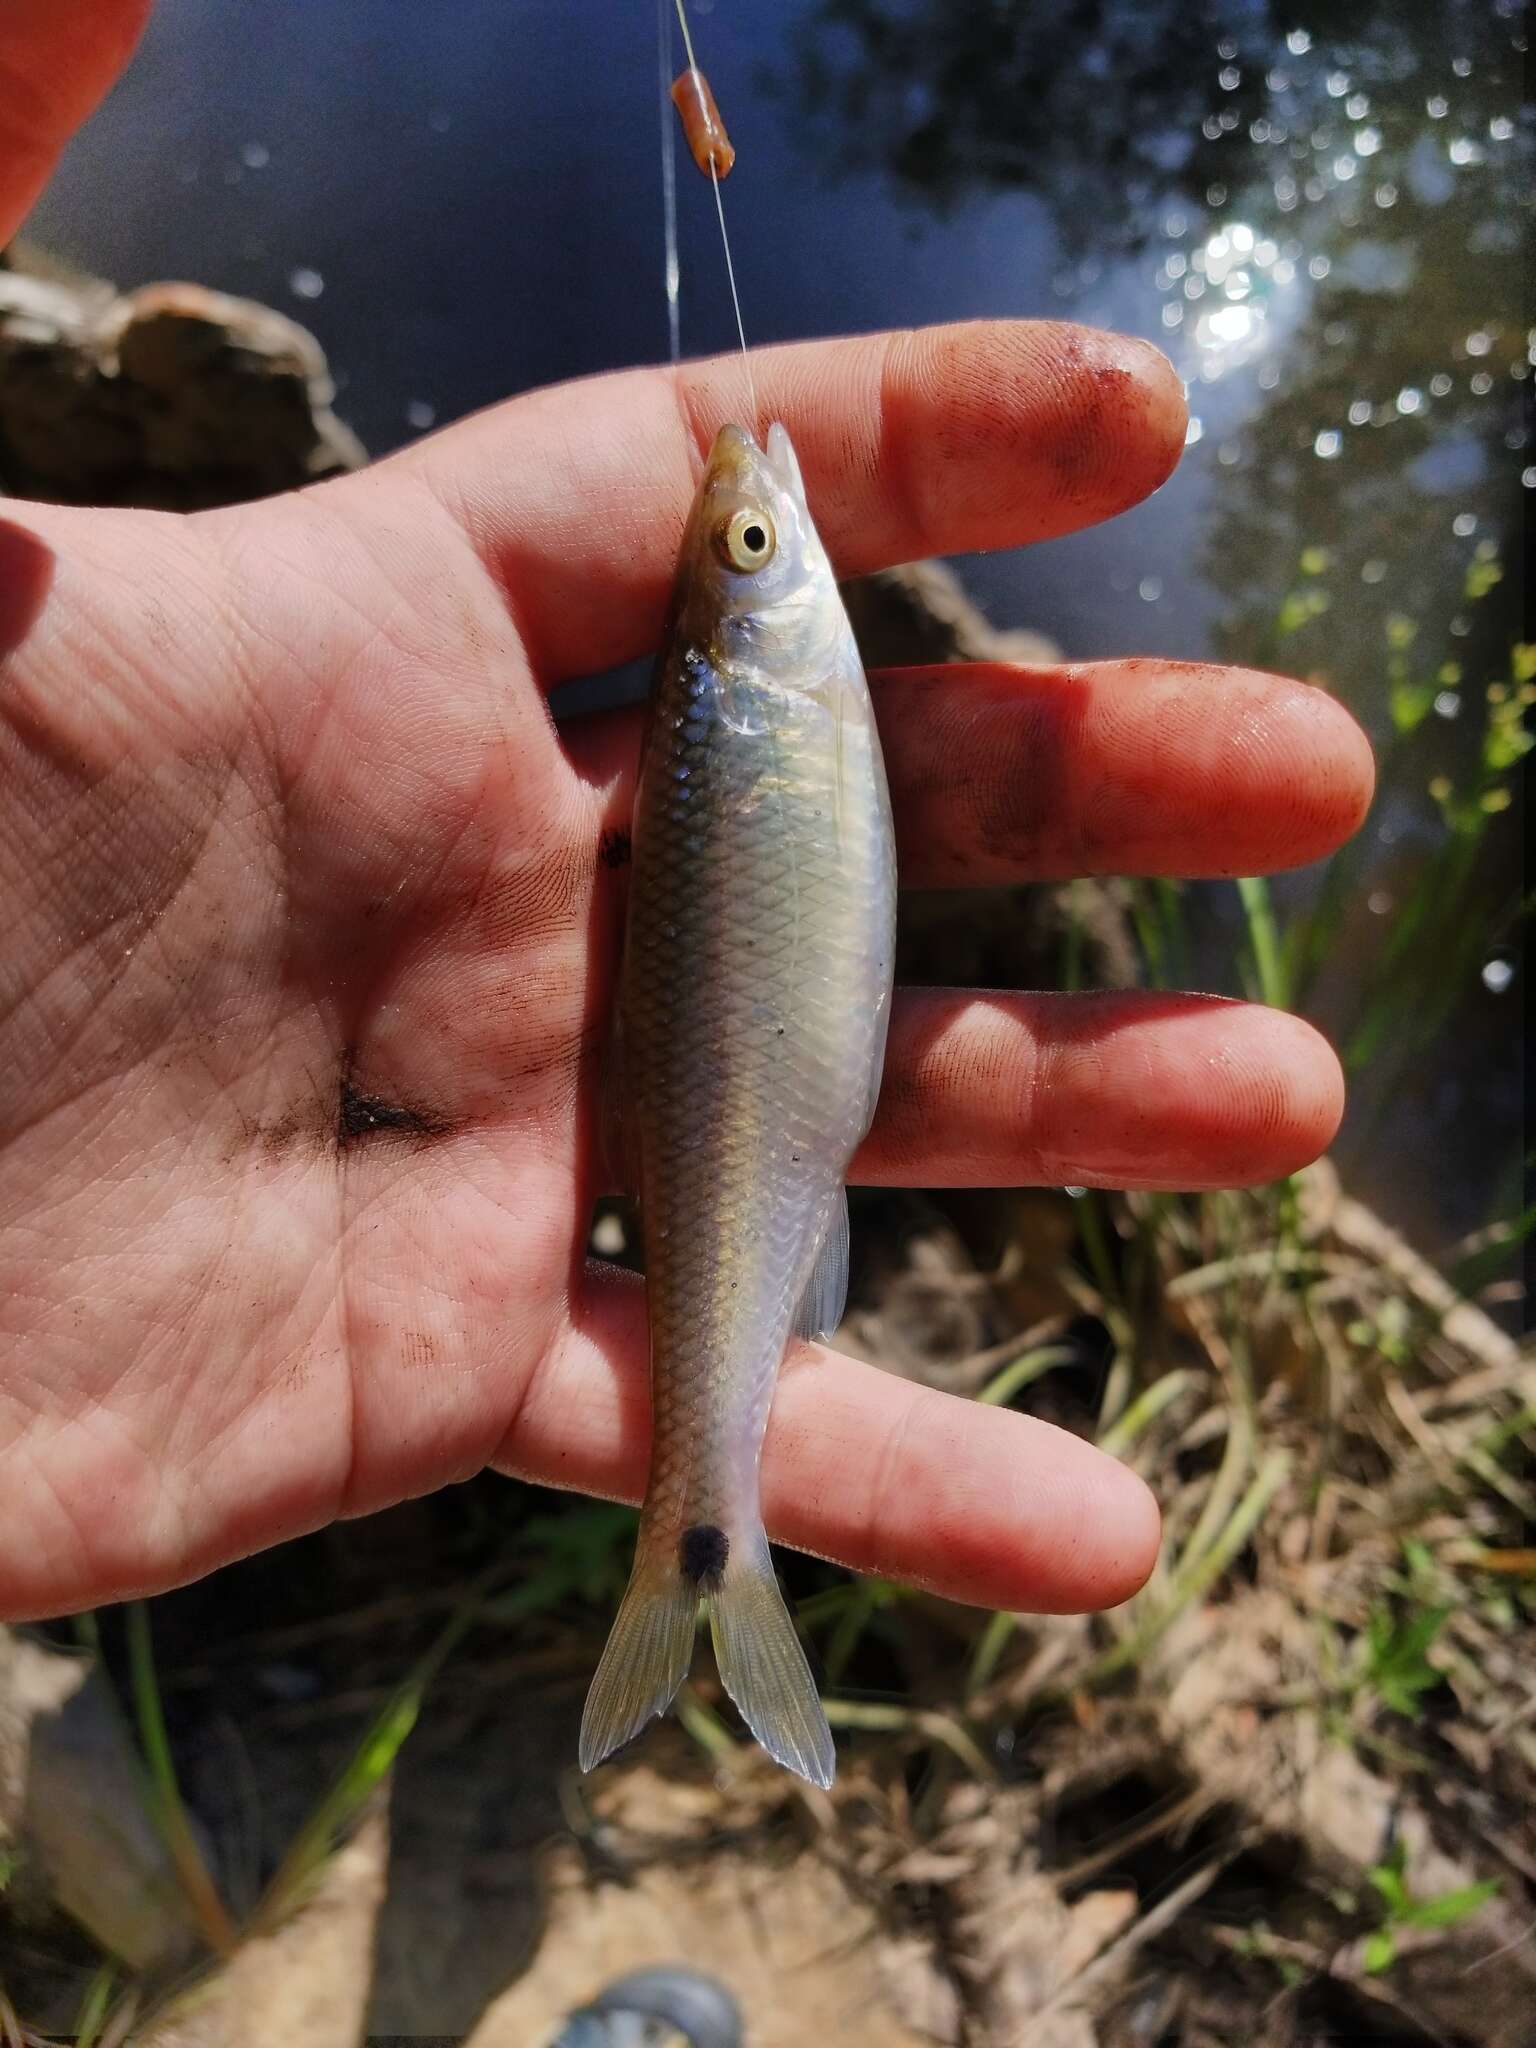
[658,0,681,363]
[665,0,760,432]
[708,154,758,431]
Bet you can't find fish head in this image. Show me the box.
[678,422,842,678]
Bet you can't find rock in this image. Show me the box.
[0,252,364,508]
[0,1626,195,1974]
[845,559,1059,670]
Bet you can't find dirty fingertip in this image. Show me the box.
[1106,331,1189,486]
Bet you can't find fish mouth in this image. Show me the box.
[765,420,805,496]
[703,420,805,500]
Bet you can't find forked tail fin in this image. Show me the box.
[579,1549,698,1774]
[709,1535,835,1789]
[579,1523,835,1790]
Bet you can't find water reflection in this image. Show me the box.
[1168,220,1291,376]
[789,0,1528,685]
[788,0,1529,1240]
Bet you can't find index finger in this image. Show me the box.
[391,320,1187,684]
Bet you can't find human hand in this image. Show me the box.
[0,3,1371,1623]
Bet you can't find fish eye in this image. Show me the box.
[717,507,777,572]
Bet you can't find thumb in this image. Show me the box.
[0,0,154,247]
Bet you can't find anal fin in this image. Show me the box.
[793,1188,850,1342]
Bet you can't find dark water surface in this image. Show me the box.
[31,0,1530,1248]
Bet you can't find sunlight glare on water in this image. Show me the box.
[1163,219,1287,378]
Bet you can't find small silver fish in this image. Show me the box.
[580,422,897,1787]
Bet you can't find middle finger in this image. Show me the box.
[565,657,1372,886]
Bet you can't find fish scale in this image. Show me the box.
[580,421,895,1789]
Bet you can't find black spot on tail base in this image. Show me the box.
[679,1524,729,1589]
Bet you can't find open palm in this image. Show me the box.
[0,7,1372,1626]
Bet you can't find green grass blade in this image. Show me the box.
[1073,1451,1292,1694]
[1449,1202,1536,1297]
[977,1342,1078,1406]
[251,1573,486,1930]
[675,1683,740,1766]
[125,1604,237,1954]
[73,1963,118,2048]
[966,1609,1019,1698]
[823,1578,884,1682]
[256,1677,422,1924]
[1237,876,1288,1008]
[823,1699,994,1779]
[1097,1370,1195,1458]
[1073,1188,1130,1331]
[1362,1927,1397,1974]
[1475,1402,1536,1461]
[1399,1878,1499,1930]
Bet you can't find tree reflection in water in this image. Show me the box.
[785,0,1530,1240]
